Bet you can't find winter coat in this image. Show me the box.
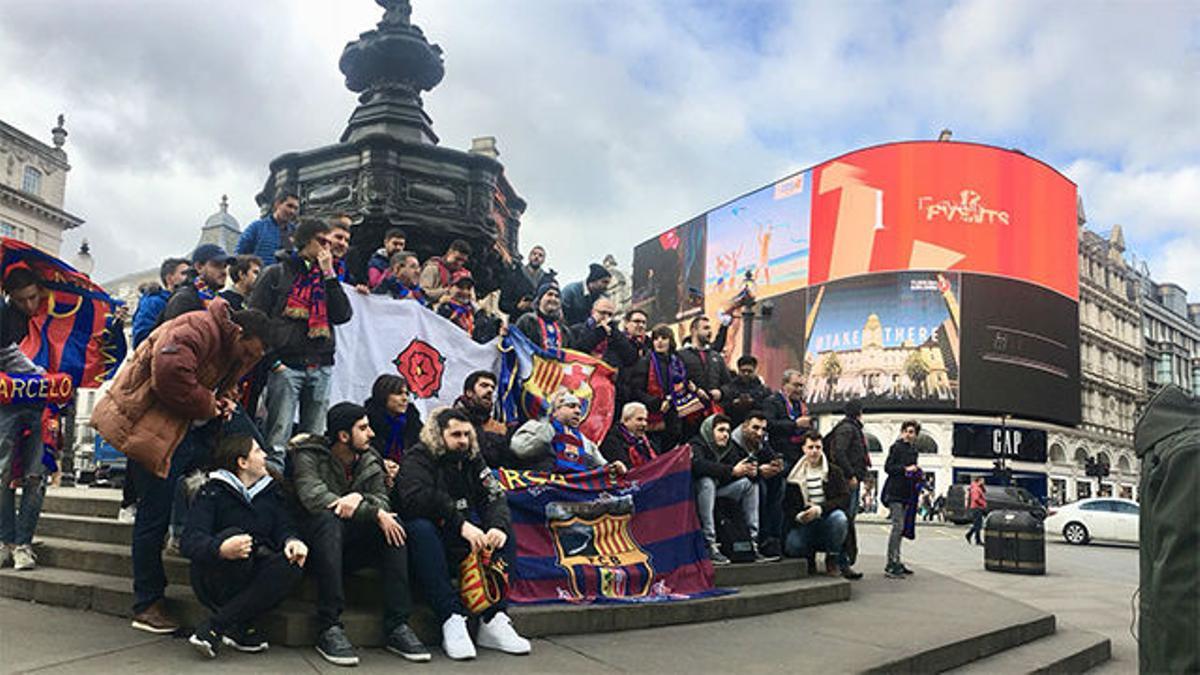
[678,325,731,393]
[366,249,391,289]
[688,414,749,486]
[418,257,457,305]
[290,433,390,524]
[784,452,850,524]
[396,407,510,535]
[598,425,659,467]
[559,281,599,327]
[514,310,565,351]
[568,319,638,368]
[218,289,246,312]
[827,416,869,482]
[181,471,300,565]
[509,418,606,472]
[881,439,919,504]
[499,262,549,320]
[248,255,352,369]
[90,298,263,478]
[236,214,294,264]
[763,392,811,465]
[720,376,772,427]
[365,397,422,462]
[436,302,502,344]
[968,482,987,510]
[131,289,169,348]
[453,396,513,469]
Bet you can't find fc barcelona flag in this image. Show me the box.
[498,325,615,443]
[1,238,126,388]
[497,445,731,604]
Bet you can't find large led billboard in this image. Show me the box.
[630,141,1080,425]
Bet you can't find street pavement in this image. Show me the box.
[856,519,1139,674]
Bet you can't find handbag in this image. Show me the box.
[459,547,509,615]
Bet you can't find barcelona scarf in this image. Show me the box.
[495,446,730,604]
[1,238,126,389]
[379,278,428,306]
[283,256,330,338]
[550,419,591,473]
[646,352,705,428]
[444,301,475,335]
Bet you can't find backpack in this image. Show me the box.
[715,497,756,563]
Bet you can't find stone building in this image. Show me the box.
[1135,270,1200,398]
[0,115,83,255]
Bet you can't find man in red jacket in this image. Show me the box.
[965,476,987,545]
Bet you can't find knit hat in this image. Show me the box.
[326,402,367,441]
[844,399,863,417]
[534,278,561,303]
[586,263,612,285]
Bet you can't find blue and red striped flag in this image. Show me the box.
[1,238,126,388]
[496,445,730,604]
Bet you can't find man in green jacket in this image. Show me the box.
[292,402,427,667]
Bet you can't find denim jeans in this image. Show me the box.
[0,405,44,484]
[757,471,788,544]
[887,500,908,565]
[838,483,861,568]
[0,475,46,546]
[784,508,848,560]
[966,508,985,543]
[130,427,207,613]
[695,477,759,545]
[406,517,514,623]
[264,365,331,470]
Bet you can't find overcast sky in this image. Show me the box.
[1,0,1196,297]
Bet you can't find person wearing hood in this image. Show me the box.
[452,370,511,468]
[690,413,761,565]
[250,218,353,465]
[783,430,860,579]
[514,279,565,350]
[291,402,428,667]
[364,374,422,487]
[560,263,612,326]
[181,433,308,659]
[365,228,408,290]
[236,188,299,265]
[397,407,531,660]
[510,389,625,475]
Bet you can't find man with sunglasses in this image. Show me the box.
[250,218,353,470]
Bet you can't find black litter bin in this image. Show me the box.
[983,509,1045,575]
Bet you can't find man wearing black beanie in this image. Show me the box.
[561,262,612,325]
[291,402,428,666]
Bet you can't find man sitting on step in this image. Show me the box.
[291,402,429,667]
[182,432,307,658]
[397,407,532,660]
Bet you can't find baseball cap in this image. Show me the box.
[192,243,233,266]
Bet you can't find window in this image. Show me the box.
[1113,502,1139,515]
[1080,501,1114,512]
[21,166,42,196]
[0,222,15,238]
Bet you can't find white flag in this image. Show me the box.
[330,286,501,418]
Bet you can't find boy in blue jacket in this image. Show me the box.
[181,433,308,658]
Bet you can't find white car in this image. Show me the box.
[1043,497,1139,546]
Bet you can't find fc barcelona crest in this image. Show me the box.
[546,496,654,600]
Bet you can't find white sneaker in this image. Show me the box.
[13,544,36,571]
[476,612,531,655]
[441,614,476,661]
[0,543,13,568]
[117,505,137,523]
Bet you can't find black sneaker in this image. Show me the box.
[316,625,360,667]
[841,567,863,580]
[222,624,269,653]
[188,622,220,659]
[900,564,915,575]
[386,625,432,663]
[758,537,783,558]
[884,563,906,579]
[709,545,731,565]
[753,545,781,564]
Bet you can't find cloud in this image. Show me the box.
[0,0,1194,300]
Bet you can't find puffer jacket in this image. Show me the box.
[181,471,300,564]
[90,298,262,478]
[290,433,390,524]
[397,407,510,535]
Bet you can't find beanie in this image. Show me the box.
[586,263,612,285]
[844,400,863,417]
[326,402,367,441]
[534,279,561,304]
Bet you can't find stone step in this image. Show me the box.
[0,566,849,647]
[41,489,122,519]
[36,514,131,546]
[946,625,1112,675]
[861,614,1058,674]
[32,536,807,599]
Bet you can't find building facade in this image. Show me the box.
[0,115,83,254]
[1136,275,1200,400]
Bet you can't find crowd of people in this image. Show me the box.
[0,187,935,666]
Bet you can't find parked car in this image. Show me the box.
[944,483,1046,524]
[1043,498,1139,546]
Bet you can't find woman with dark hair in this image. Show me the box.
[627,324,706,450]
[365,375,423,482]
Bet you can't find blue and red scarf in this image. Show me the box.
[283,256,330,339]
[781,393,809,446]
[550,419,590,473]
[193,278,216,307]
[646,351,705,429]
[383,412,407,463]
[444,301,475,335]
[617,424,657,468]
[538,315,562,351]
[381,277,428,306]
[334,257,348,283]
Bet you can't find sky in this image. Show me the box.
[0,0,1196,298]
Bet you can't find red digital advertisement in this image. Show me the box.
[808,141,1079,300]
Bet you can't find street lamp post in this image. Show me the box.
[735,270,774,357]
